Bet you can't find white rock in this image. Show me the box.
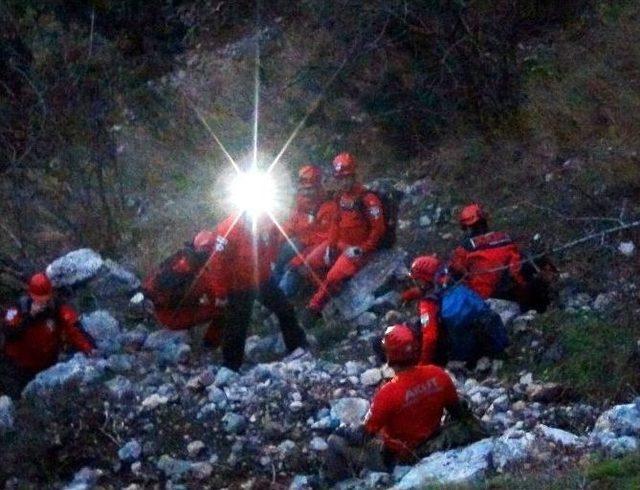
[81,310,121,354]
[190,462,213,480]
[393,438,494,489]
[360,368,382,386]
[519,373,533,386]
[492,430,536,471]
[187,440,206,457]
[309,436,328,451]
[486,299,521,326]
[142,394,169,410]
[535,424,583,448]
[0,396,15,431]
[618,241,636,257]
[46,248,103,287]
[330,397,370,426]
[592,398,640,438]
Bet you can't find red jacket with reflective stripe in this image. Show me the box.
[364,365,458,458]
[283,195,338,248]
[2,301,94,373]
[329,184,386,253]
[450,231,525,299]
[418,298,440,365]
[209,214,280,297]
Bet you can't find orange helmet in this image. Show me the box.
[298,165,322,189]
[459,203,486,227]
[410,255,441,283]
[193,230,216,252]
[28,272,53,302]
[382,323,420,365]
[332,152,356,178]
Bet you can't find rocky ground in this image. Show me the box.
[1,180,639,489]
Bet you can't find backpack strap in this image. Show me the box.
[465,231,513,251]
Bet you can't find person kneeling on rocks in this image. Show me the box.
[143,230,225,349]
[325,323,486,482]
[0,273,95,398]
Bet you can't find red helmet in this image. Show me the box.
[298,165,322,189]
[459,203,486,227]
[382,323,420,365]
[332,152,356,178]
[28,272,53,302]
[193,230,216,252]
[410,255,441,283]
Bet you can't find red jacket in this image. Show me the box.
[283,195,337,248]
[364,364,458,458]
[418,298,440,365]
[2,301,94,373]
[329,184,386,253]
[400,288,440,365]
[153,265,220,329]
[450,231,526,299]
[209,214,280,297]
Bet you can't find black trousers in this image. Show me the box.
[0,358,34,399]
[222,280,307,371]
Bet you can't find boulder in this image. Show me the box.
[330,397,370,426]
[492,430,537,471]
[118,440,142,462]
[393,438,494,489]
[535,424,584,448]
[143,329,191,365]
[324,250,408,321]
[590,397,640,455]
[222,412,247,434]
[90,259,140,298]
[309,436,328,451]
[47,249,103,287]
[486,299,520,326]
[23,354,106,399]
[0,396,15,432]
[360,368,382,386]
[81,310,121,354]
[63,467,102,490]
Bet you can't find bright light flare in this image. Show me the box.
[228,169,278,218]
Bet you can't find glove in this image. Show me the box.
[324,246,336,266]
[344,246,363,260]
[214,297,229,308]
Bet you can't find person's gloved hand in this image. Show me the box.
[324,246,336,266]
[344,246,363,260]
[214,297,229,308]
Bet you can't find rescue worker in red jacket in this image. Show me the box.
[148,230,225,348]
[450,203,526,301]
[304,152,386,317]
[273,165,337,297]
[325,323,485,482]
[204,213,308,371]
[373,255,445,366]
[0,273,95,398]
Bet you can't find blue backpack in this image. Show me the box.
[439,284,508,361]
[440,284,488,330]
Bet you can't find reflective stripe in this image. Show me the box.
[215,235,228,252]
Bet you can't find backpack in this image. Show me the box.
[359,182,402,249]
[438,284,492,362]
[142,246,208,308]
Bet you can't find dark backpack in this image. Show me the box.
[358,182,402,249]
[142,246,209,308]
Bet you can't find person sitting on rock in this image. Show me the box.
[384,254,508,368]
[273,165,337,297]
[143,230,225,349]
[325,323,486,482]
[302,152,386,323]
[0,273,95,398]
[450,203,527,299]
[450,203,555,312]
[203,212,308,371]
